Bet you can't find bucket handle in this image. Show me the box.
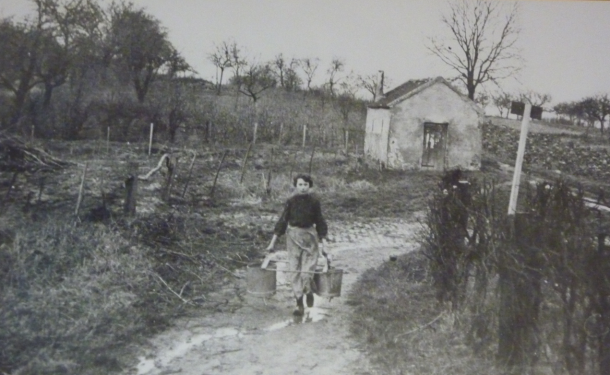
[321,250,331,273]
[261,253,273,269]
[322,257,330,273]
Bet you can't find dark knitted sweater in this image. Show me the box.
[274,193,328,240]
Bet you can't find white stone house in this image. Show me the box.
[364,76,483,171]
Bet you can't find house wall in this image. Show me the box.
[387,83,481,170]
[364,107,391,165]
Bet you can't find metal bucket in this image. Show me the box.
[313,268,343,297]
[246,262,277,297]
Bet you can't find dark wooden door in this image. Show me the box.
[421,122,448,169]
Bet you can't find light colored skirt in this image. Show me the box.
[286,225,320,299]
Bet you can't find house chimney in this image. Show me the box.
[376,70,385,101]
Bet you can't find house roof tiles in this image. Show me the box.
[368,76,483,115]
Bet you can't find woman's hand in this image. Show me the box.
[320,238,327,250]
[266,235,278,253]
[321,239,332,262]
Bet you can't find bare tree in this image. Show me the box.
[358,71,388,101]
[208,40,234,94]
[475,91,490,109]
[271,53,286,87]
[579,94,610,134]
[105,2,186,103]
[0,17,44,124]
[491,91,516,118]
[553,102,575,123]
[335,73,359,124]
[519,90,552,107]
[228,42,247,84]
[283,58,302,91]
[30,0,105,108]
[427,0,522,100]
[298,57,319,91]
[326,58,344,96]
[235,61,276,104]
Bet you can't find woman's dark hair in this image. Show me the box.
[293,174,313,187]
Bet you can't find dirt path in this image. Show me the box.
[124,218,421,375]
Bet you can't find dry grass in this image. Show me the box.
[0,206,270,374]
[348,251,502,375]
[0,217,163,375]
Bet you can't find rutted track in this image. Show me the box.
[125,217,422,375]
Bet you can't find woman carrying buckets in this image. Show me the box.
[266,173,330,316]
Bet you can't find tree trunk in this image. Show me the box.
[217,68,225,94]
[467,83,476,100]
[43,82,54,108]
[162,157,174,202]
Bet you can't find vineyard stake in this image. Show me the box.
[240,143,253,184]
[74,162,89,216]
[181,152,197,198]
[148,123,154,156]
[210,150,228,199]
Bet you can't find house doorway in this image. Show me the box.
[421,122,448,169]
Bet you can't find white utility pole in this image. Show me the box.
[508,103,532,215]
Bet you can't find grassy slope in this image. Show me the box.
[349,252,502,375]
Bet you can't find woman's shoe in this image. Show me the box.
[293,305,305,316]
[293,297,305,316]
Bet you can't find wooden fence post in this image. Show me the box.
[37,176,45,203]
[210,150,228,199]
[124,162,139,216]
[148,123,154,156]
[265,170,272,196]
[206,120,213,142]
[308,146,316,175]
[2,172,19,205]
[289,150,299,181]
[302,124,307,148]
[181,152,197,198]
[162,156,175,202]
[240,143,253,184]
[74,162,89,217]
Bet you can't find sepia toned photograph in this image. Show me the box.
[1,0,609,374]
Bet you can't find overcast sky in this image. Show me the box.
[1,0,609,107]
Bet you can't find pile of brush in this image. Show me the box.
[0,134,70,172]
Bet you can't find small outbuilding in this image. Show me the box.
[364,76,483,171]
